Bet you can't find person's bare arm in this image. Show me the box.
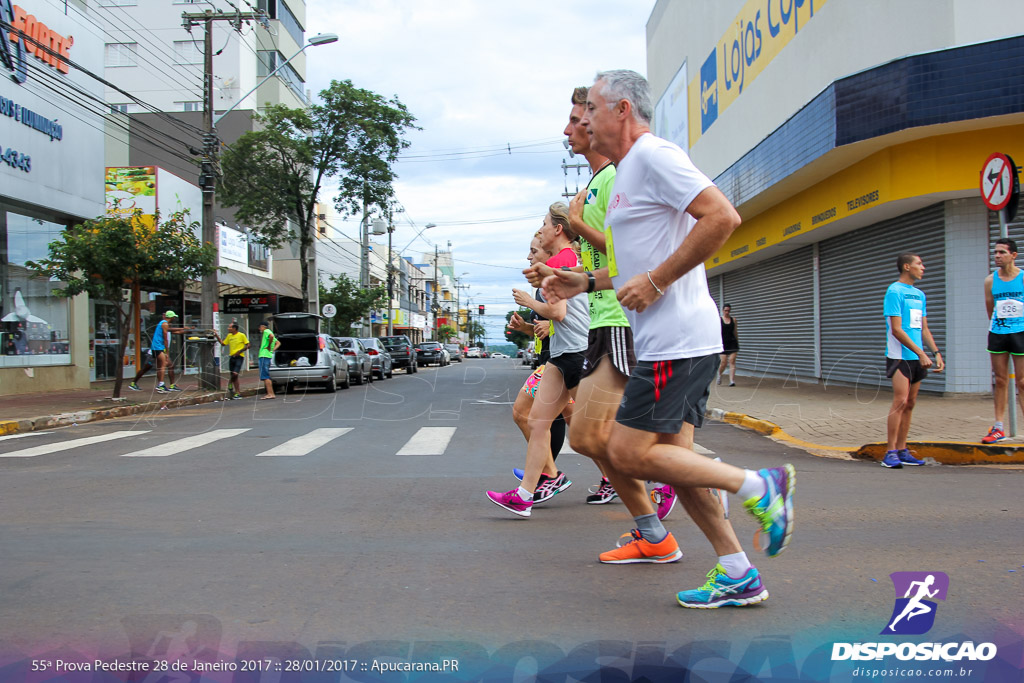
[616,186,740,313]
[569,189,606,254]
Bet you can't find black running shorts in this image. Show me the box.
[616,353,717,434]
[582,326,636,380]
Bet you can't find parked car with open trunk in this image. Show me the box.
[268,313,348,393]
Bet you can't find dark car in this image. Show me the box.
[417,341,448,367]
[359,337,393,380]
[443,343,463,362]
[380,335,417,374]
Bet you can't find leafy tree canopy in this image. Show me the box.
[318,273,387,336]
[218,79,418,310]
[27,210,217,397]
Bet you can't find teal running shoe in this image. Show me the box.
[744,464,795,557]
[676,564,768,609]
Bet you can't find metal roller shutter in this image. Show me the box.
[987,210,1024,259]
[819,203,946,391]
[708,274,723,312]
[722,246,816,380]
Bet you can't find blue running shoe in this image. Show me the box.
[897,449,925,466]
[744,464,795,557]
[513,468,524,481]
[676,564,768,609]
[880,451,903,468]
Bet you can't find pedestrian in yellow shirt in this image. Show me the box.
[214,322,250,399]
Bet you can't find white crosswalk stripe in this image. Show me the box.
[121,429,249,457]
[0,430,149,458]
[396,426,457,455]
[256,428,353,456]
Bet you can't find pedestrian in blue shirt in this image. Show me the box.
[981,238,1024,444]
[882,253,944,468]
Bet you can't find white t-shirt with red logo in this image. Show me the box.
[605,133,723,361]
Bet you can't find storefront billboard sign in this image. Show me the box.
[688,0,829,146]
[654,61,688,150]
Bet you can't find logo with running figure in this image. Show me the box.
[881,571,949,635]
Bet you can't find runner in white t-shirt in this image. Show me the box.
[540,70,796,610]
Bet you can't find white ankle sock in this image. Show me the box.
[719,551,752,578]
[737,470,766,501]
[517,486,533,502]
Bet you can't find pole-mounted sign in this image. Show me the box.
[981,152,1020,220]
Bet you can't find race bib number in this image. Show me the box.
[909,308,923,329]
[997,298,1024,319]
[605,224,618,277]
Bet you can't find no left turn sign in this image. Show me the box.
[980,152,1017,212]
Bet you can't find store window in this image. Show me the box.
[1,210,71,367]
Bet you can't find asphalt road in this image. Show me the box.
[0,359,1021,681]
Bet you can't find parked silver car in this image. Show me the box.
[443,343,464,362]
[268,313,348,393]
[333,337,374,385]
[359,337,394,379]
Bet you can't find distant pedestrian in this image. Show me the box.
[882,253,943,467]
[717,304,739,386]
[981,238,1024,443]
[147,311,190,393]
[214,322,250,400]
[257,321,280,400]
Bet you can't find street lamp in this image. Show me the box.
[213,33,339,126]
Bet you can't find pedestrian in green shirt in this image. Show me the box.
[257,321,280,399]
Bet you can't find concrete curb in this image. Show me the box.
[0,388,262,436]
[706,408,1024,465]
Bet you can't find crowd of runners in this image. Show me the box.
[484,70,795,610]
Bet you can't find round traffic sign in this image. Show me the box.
[980,153,1014,211]
[322,303,337,318]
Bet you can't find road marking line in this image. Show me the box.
[396,427,457,455]
[695,443,714,455]
[0,432,48,442]
[0,430,149,458]
[257,428,353,456]
[121,429,249,457]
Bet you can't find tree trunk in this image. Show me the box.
[112,295,131,399]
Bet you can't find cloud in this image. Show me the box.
[306,0,655,341]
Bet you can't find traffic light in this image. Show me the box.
[478,305,485,315]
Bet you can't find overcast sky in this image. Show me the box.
[304,1,656,342]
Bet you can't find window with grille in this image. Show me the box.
[173,40,203,65]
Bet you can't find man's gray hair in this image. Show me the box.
[594,69,653,125]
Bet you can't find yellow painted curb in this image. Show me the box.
[0,421,18,436]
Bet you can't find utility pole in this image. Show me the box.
[432,245,439,341]
[183,7,262,390]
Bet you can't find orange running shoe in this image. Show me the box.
[599,529,683,564]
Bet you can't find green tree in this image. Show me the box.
[319,273,387,336]
[218,80,418,311]
[436,324,457,343]
[27,210,217,399]
[504,309,533,349]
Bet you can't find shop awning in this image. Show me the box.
[218,269,303,299]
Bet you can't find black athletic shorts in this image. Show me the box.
[547,351,585,391]
[228,355,244,374]
[988,331,1024,355]
[885,357,928,384]
[616,353,717,434]
[582,326,636,380]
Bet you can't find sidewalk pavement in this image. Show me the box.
[0,372,265,436]
[2,369,1023,466]
[706,374,1024,466]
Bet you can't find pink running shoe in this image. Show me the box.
[486,488,532,517]
[651,484,677,521]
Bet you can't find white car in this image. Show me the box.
[491,352,507,358]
